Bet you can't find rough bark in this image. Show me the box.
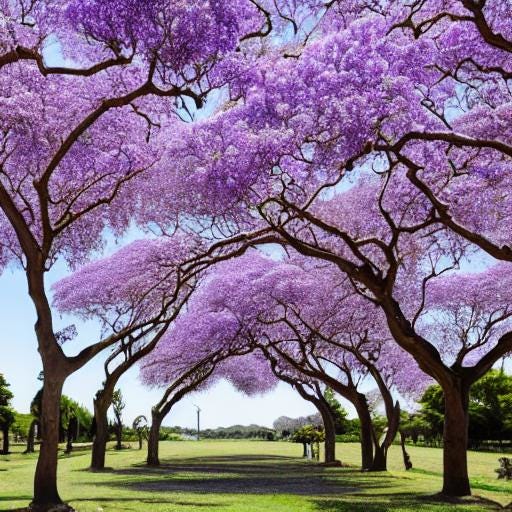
[321,408,336,464]
[90,396,110,470]
[314,397,338,464]
[366,363,401,472]
[32,375,69,511]
[371,445,387,471]
[442,384,471,496]
[147,410,163,466]
[352,393,374,471]
[369,401,400,472]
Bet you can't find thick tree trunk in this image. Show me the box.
[442,385,471,496]
[1,426,9,454]
[32,375,69,511]
[147,411,162,466]
[323,416,336,464]
[91,397,110,470]
[353,394,374,471]
[371,445,387,471]
[317,401,337,464]
[369,401,400,472]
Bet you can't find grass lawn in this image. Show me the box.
[0,441,510,512]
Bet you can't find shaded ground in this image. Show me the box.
[1,441,511,512]
[100,454,359,495]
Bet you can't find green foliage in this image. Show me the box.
[0,407,15,431]
[291,425,325,444]
[73,402,94,438]
[111,389,126,449]
[417,370,512,449]
[112,389,125,422]
[400,412,432,445]
[173,424,275,440]
[60,396,93,441]
[469,370,512,446]
[158,429,184,442]
[335,433,361,443]
[11,413,34,439]
[0,374,15,437]
[60,395,76,429]
[370,414,388,441]
[29,384,93,442]
[0,374,13,406]
[345,418,361,435]
[323,388,350,434]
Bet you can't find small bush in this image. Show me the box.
[335,434,360,443]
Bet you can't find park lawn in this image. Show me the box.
[0,441,510,512]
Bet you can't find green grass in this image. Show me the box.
[0,441,510,512]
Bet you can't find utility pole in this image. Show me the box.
[193,404,201,441]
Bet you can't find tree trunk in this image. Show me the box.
[32,375,69,511]
[1,426,9,454]
[115,422,122,450]
[25,420,37,453]
[147,411,162,466]
[442,384,471,496]
[371,444,387,471]
[400,431,413,470]
[323,417,336,464]
[302,442,307,458]
[138,434,143,450]
[369,401,400,472]
[91,397,110,470]
[353,394,374,471]
[65,427,73,454]
[317,401,337,464]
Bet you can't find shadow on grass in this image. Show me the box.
[410,469,512,497]
[89,454,407,497]
[63,454,512,511]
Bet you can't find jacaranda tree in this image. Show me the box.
[2,0,511,505]
[141,2,512,497]
[0,1,310,509]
